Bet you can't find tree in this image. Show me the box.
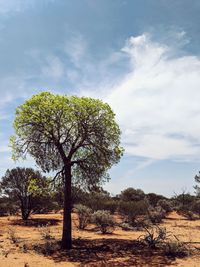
[119,187,145,202]
[0,167,48,220]
[146,193,166,207]
[11,92,123,249]
[194,171,200,196]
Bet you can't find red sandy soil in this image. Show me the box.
[0,211,200,266]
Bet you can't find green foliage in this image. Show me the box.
[194,171,200,196]
[118,200,148,225]
[191,199,200,218]
[119,187,145,202]
[146,193,166,207]
[0,197,18,216]
[11,92,123,248]
[74,204,92,230]
[11,92,123,189]
[0,167,50,220]
[147,206,166,224]
[84,191,118,214]
[139,226,168,249]
[173,192,195,209]
[157,199,172,213]
[173,192,197,220]
[92,210,115,234]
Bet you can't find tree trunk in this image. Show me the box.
[61,164,72,249]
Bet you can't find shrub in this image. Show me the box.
[148,206,166,224]
[102,200,118,214]
[0,203,9,216]
[139,226,168,249]
[0,198,18,216]
[176,205,196,220]
[157,199,172,213]
[184,210,196,220]
[118,200,148,225]
[164,241,190,258]
[84,192,118,213]
[38,224,54,240]
[33,241,59,255]
[191,200,200,218]
[92,210,115,234]
[8,228,19,244]
[119,222,134,231]
[146,193,166,207]
[74,204,92,230]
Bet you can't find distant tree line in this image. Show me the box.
[1,167,200,225]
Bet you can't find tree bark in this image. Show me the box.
[61,164,72,249]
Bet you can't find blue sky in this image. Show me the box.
[1,0,200,197]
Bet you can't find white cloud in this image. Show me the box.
[64,34,88,68]
[2,31,200,164]
[82,33,200,162]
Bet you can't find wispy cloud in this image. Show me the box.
[2,30,200,164]
[41,55,65,81]
[81,33,200,162]
[64,33,88,68]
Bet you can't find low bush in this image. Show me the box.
[8,228,19,244]
[146,193,166,207]
[157,199,172,213]
[38,224,54,240]
[74,204,92,230]
[191,200,200,218]
[164,241,190,258]
[184,210,196,220]
[118,200,148,225]
[148,206,166,224]
[101,200,118,214]
[176,206,196,220]
[92,210,115,234]
[119,222,134,231]
[33,241,59,255]
[139,226,168,249]
[85,193,118,214]
[139,225,190,258]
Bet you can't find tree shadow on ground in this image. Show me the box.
[11,218,60,227]
[36,238,176,266]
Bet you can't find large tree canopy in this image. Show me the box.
[11,92,123,249]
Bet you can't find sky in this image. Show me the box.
[1,0,200,197]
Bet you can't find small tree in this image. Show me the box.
[0,167,48,220]
[11,92,123,249]
[194,171,200,196]
[120,187,145,202]
[146,193,166,207]
[118,200,148,225]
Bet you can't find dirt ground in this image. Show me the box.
[0,211,200,267]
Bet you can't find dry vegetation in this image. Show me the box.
[0,211,200,267]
